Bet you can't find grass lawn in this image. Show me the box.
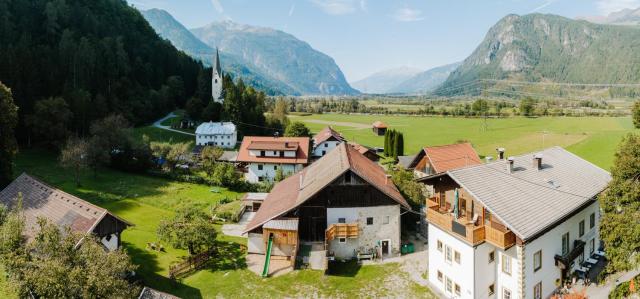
[291,114,637,169]
[132,126,194,144]
[7,149,434,298]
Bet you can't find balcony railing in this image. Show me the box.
[325,223,359,241]
[426,202,516,249]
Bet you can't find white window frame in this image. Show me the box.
[445,245,453,264]
[503,287,512,299]
[437,240,443,252]
[534,250,542,272]
[534,282,542,299]
[454,250,461,264]
[502,253,511,275]
[338,237,346,243]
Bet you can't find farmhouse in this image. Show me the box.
[312,126,345,157]
[406,142,482,178]
[195,121,237,148]
[0,173,131,251]
[419,147,610,299]
[244,143,409,275]
[372,121,388,136]
[237,136,310,183]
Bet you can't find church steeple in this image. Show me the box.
[212,48,223,103]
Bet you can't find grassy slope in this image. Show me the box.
[293,114,635,169]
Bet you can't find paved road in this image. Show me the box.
[221,212,255,237]
[152,112,195,136]
[583,268,640,298]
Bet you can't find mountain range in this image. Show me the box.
[141,9,357,96]
[434,13,640,96]
[579,7,640,25]
[350,67,422,94]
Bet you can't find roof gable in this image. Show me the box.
[236,136,310,164]
[313,126,345,147]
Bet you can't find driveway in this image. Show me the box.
[152,112,195,136]
[221,211,255,237]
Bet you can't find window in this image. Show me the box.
[366,217,373,225]
[502,254,511,275]
[344,172,351,183]
[437,270,443,282]
[578,252,584,264]
[579,220,585,237]
[534,282,542,299]
[562,232,570,255]
[322,151,326,155]
[489,251,495,263]
[260,150,265,157]
[488,284,495,296]
[590,238,595,254]
[503,288,512,299]
[338,218,346,223]
[324,143,328,147]
[258,164,263,171]
[445,277,453,293]
[445,246,452,263]
[338,237,346,243]
[534,250,542,272]
[590,213,595,229]
[437,240,443,252]
[383,215,390,224]
[454,251,461,264]
[454,283,461,296]
[274,165,277,170]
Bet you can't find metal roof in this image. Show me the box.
[242,193,269,201]
[263,218,299,231]
[446,147,611,241]
[195,122,236,135]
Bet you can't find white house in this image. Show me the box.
[418,147,610,299]
[236,136,310,183]
[244,143,410,274]
[195,121,237,148]
[312,126,345,157]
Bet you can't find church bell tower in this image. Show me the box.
[212,48,223,103]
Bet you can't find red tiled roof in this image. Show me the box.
[423,142,482,173]
[0,173,131,241]
[372,121,388,128]
[244,143,408,233]
[313,126,345,146]
[349,142,374,155]
[236,136,310,164]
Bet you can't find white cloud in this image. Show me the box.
[359,0,367,12]
[211,0,224,13]
[289,3,296,16]
[530,0,558,13]
[596,0,640,15]
[392,7,424,22]
[311,0,361,15]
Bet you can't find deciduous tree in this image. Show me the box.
[284,122,311,137]
[0,82,18,187]
[60,138,89,187]
[201,146,224,178]
[632,101,640,129]
[157,205,217,255]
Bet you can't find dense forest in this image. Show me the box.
[0,0,209,143]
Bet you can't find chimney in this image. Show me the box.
[533,153,543,170]
[299,174,303,189]
[385,174,392,185]
[507,157,515,174]
[485,156,493,163]
[496,148,505,160]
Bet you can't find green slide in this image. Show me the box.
[261,235,274,277]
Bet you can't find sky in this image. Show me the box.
[128,0,640,82]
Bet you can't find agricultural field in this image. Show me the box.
[292,114,636,169]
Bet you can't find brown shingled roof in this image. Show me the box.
[0,173,131,241]
[236,136,310,164]
[372,121,388,128]
[244,143,408,233]
[313,126,345,147]
[409,142,482,173]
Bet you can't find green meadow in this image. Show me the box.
[292,114,635,169]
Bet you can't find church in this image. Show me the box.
[195,49,237,147]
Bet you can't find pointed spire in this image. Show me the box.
[214,48,222,76]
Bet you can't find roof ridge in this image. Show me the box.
[424,142,473,150]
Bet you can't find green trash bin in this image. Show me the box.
[406,243,415,254]
[401,244,408,255]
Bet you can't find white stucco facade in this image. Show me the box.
[428,201,601,299]
[195,122,237,148]
[326,205,401,259]
[100,233,119,252]
[313,140,341,157]
[245,163,303,183]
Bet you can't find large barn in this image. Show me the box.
[0,173,131,251]
[244,143,409,274]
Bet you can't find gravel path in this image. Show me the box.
[152,112,195,136]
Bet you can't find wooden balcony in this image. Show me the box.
[426,205,515,249]
[485,223,516,249]
[325,223,359,241]
[427,206,485,245]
